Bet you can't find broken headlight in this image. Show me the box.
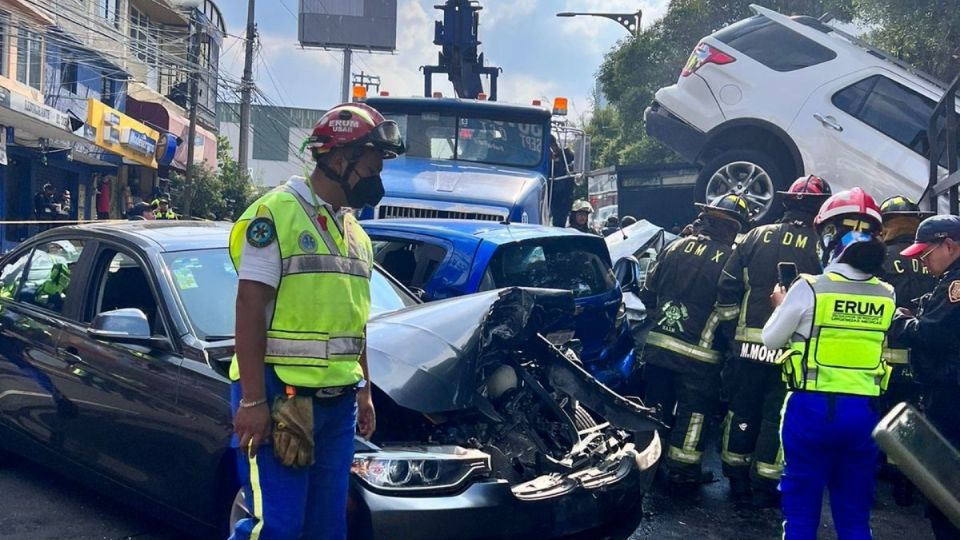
[351,446,491,493]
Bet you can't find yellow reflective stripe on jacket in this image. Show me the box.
[647,332,721,364]
[282,254,371,278]
[735,326,764,344]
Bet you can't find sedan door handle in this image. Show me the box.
[58,347,86,366]
[813,113,844,132]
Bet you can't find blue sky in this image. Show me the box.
[217,0,670,122]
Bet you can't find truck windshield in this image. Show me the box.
[481,237,617,298]
[385,113,544,168]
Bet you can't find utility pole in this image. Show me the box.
[184,9,201,217]
[353,71,381,94]
[238,0,256,176]
[341,48,352,103]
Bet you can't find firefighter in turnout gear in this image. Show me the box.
[568,199,600,235]
[877,195,937,505]
[229,102,404,540]
[892,214,960,540]
[763,187,895,539]
[640,194,751,488]
[715,175,831,506]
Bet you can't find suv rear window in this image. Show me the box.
[715,15,836,72]
[480,237,616,298]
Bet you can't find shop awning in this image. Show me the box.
[127,91,218,171]
[0,89,93,147]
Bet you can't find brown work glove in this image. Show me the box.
[271,395,315,468]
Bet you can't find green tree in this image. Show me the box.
[169,136,255,219]
[854,0,960,82]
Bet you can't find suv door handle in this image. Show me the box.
[813,113,844,132]
[58,346,85,366]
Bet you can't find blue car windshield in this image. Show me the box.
[481,237,617,298]
[161,249,416,340]
[384,113,544,168]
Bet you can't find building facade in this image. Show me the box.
[217,102,320,187]
[0,0,225,251]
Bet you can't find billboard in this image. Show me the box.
[298,0,397,52]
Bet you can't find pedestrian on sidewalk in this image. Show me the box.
[764,188,894,539]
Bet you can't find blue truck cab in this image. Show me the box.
[362,97,554,224]
[362,219,636,390]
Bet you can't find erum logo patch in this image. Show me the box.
[330,119,360,133]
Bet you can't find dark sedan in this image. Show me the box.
[0,221,660,539]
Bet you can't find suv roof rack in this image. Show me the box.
[787,13,949,92]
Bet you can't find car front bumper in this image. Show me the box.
[349,433,661,540]
[644,100,707,164]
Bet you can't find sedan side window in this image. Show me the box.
[18,240,86,314]
[92,251,165,337]
[373,240,447,291]
[0,251,32,299]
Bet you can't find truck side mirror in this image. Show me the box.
[613,256,642,294]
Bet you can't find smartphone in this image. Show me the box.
[777,262,798,288]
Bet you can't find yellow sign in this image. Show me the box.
[86,98,159,168]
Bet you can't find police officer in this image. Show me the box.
[891,214,960,540]
[640,194,751,489]
[877,195,937,505]
[763,188,894,539]
[229,102,404,540]
[568,199,599,235]
[716,175,831,505]
[152,198,177,220]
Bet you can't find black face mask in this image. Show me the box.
[347,174,385,209]
[316,160,385,209]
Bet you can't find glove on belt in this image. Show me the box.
[272,395,315,468]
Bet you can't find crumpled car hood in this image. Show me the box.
[367,287,660,431]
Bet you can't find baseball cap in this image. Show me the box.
[900,214,960,257]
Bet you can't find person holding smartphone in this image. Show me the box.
[763,188,895,539]
[714,175,831,506]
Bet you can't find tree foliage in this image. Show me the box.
[585,0,960,169]
[169,137,255,219]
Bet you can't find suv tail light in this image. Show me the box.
[681,42,735,77]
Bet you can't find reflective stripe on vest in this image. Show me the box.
[228,182,372,388]
[735,326,764,344]
[784,273,894,396]
[646,331,721,364]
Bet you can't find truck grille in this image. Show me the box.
[378,205,505,222]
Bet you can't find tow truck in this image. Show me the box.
[357,0,587,225]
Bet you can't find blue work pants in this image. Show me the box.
[229,367,358,540]
[780,391,879,540]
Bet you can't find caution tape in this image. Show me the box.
[0,219,128,225]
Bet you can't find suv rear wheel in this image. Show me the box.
[697,149,786,225]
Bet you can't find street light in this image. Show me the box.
[556,9,642,37]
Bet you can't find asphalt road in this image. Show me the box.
[0,449,933,540]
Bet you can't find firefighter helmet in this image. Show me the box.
[695,194,751,228]
[779,175,832,199]
[879,195,935,221]
[303,102,405,159]
[814,187,884,266]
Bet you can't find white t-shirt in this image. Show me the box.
[236,176,345,288]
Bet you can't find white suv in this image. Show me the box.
[646,4,956,223]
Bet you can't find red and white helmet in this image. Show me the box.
[779,175,832,199]
[814,187,882,231]
[303,102,405,159]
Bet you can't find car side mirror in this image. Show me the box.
[88,308,170,350]
[613,256,642,294]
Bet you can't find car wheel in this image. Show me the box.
[697,149,786,225]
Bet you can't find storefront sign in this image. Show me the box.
[86,98,160,168]
[9,92,70,131]
[121,127,157,157]
[155,132,179,166]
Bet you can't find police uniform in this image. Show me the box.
[715,213,821,496]
[152,200,177,220]
[641,232,738,482]
[764,263,895,538]
[229,177,373,540]
[891,215,960,540]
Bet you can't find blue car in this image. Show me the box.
[362,219,636,390]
